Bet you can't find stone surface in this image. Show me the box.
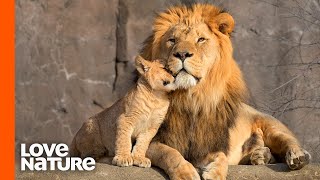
[15,0,118,155]
[15,0,320,163]
[112,0,168,98]
[16,163,320,180]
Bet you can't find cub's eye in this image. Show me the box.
[163,81,170,86]
[197,37,206,43]
[168,38,176,44]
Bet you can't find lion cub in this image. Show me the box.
[112,55,176,168]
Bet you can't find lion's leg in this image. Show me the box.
[254,116,311,170]
[131,128,159,168]
[250,147,276,165]
[199,152,228,180]
[112,114,134,167]
[146,142,200,180]
[240,128,275,165]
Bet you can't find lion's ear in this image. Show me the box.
[135,55,150,74]
[214,13,235,35]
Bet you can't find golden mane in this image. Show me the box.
[142,4,246,118]
[141,4,247,158]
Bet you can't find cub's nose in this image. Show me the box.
[163,80,170,86]
[173,51,193,61]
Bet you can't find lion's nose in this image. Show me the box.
[173,51,193,61]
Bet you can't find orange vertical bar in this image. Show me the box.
[0,0,15,179]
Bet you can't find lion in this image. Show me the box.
[70,56,176,168]
[112,56,176,168]
[70,3,311,180]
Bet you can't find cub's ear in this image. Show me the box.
[135,55,150,74]
[213,13,235,35]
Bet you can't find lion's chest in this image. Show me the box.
[156,106,232,163]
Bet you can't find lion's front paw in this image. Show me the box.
[250,147,272,165]
[202,162,227,180]
[170,161,200,180]
[112,154,133,167]
[286,147,311,170]
[202,170,226,180]
[132,156,151,168]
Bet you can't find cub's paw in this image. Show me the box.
[170,161,200,180]
[132,156,151,168]
[112,155,133,167]
[286,147,311,170]
[250,147,272,165]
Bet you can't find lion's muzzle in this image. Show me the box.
[173,51,193,62]
[167,53,202,89]
[166,42,203,89]
[174,70,198,89]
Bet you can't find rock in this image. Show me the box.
[16,163,320,180]
[15,0,118,156]
[228,164,320,180]
[112,0,167,98]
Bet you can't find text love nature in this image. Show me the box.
[21,143,95,171]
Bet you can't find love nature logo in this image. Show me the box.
[20,143,95,171]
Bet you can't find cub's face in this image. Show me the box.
[146,62,176,92]
[135,56,176,92]
[158,23,220,89]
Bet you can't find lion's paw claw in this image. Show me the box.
[170,161,200,180]
[250,147,272,165]
[286,147,311,170]
[112,155,133,167]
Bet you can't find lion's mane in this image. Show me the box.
[141,4,247,163]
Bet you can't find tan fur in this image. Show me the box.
[70,56,176,168]
[201,152,229,180]
[112,56,176,168]
[71,3,310,179]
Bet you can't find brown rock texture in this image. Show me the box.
[15,0,320,163]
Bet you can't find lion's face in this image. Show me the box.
[147,4,235,90]
[159,23,220,89]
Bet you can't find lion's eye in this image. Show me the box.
[168,38,176,44]
[197,37,206,43]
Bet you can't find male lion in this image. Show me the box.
[70,3,311,180]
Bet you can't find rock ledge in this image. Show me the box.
[16,163,320,180]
